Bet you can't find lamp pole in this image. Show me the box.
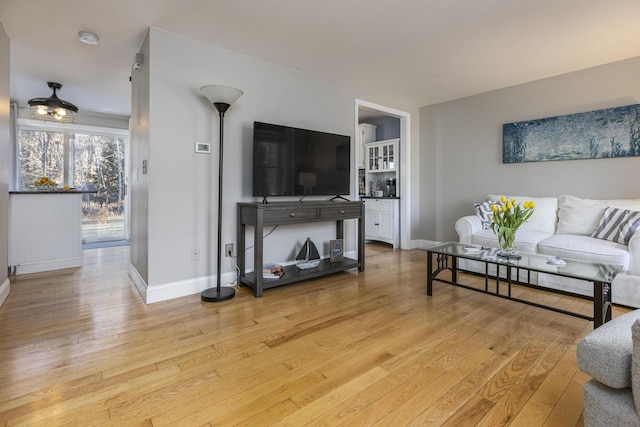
[199,86,243,302]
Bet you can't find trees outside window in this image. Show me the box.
[17,129,64,189]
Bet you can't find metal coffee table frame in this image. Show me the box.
[425,242,621,328]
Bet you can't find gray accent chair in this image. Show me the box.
[577,310,640,426]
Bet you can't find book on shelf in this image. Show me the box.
[263,269,285,279]
[263,263,284,274]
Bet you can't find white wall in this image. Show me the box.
[133,28,420,301]
[420,56,640,242]
[129,31,150,289]
[0,20,10,305]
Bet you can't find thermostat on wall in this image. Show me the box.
[195,142,211,153]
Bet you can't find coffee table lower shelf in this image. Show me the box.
[425,245,614,329]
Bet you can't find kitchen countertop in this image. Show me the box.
[10,190,97,194]
[360,196,400,199]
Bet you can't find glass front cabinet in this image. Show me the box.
[367,139,397,172]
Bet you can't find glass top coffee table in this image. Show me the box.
[424,242,621,328]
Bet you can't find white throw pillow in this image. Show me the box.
[487,195,558,233]
[557,195,640,235]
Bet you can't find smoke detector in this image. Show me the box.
[78,31,99,45]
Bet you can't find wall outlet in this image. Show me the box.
[225,243,234,257]
[191,248,200,261]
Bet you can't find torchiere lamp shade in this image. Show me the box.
[200,85,243,109]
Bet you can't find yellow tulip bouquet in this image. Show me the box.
[490,196,535,253]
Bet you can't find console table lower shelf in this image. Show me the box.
[237,201,365,297]
[240,258,360,294]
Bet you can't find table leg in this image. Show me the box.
[427,251,433,296]
[451,255,457,284]
[594,281,612,328]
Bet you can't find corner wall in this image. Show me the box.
[420,56,640,242]
[129,31,150,293]
[0,20,10,305]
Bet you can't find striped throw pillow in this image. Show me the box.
[474,201,498,230]
[591,207,640,245]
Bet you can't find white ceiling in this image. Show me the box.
[2,0,640,117]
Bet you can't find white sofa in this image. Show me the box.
[455,195,640,308]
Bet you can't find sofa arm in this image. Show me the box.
[628,232,640,276]
[455,215,483,245]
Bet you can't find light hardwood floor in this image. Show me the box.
[0,243,630,426]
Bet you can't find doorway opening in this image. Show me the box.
[355,99,411,252]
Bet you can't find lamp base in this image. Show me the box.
[201,286,236,302]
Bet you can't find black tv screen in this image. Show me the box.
[252,122,351,197]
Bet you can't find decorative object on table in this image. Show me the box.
[462,245,482,254]
[490,196,535,259]
[329,239,344,262]
[546,256,566,266]
[28,82,78,123]
[263,262,284,274]
[34,176,58,190]
[503,103,640,164]
[262,263,285,279]
[296,237,320,269]
[199,84,244,303]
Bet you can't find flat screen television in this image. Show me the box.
[252,121,351,198]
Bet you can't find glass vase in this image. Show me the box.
[497,226,521,259]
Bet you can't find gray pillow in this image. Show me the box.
[591,207,640,245]
[473,201,497,230]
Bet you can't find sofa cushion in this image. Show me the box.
[487,195,558,234]
[577,309,640,389]
[557,195,640,236]
[592,207,640,246]
[537,234,630,269]
[473,201,498,230]
[471,228,552,254]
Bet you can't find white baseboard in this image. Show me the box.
[129,263,236,304]
[0,278,10,307]
[131,252,362,305]
[14,257,83,275]
[411,239,441,249]
[128,263,148,303]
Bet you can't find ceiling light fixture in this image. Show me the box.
[28,82,79,123]
[78,31,99,45]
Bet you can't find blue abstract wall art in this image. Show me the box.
[503,104,640,163]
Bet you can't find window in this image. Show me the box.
[17,129,65,189]
[16,120,129,245]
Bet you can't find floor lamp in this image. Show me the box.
[200,85,244,302]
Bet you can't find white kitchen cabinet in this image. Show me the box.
[358,123,377,169]
[366,138,398,173]
[364,198,399,248]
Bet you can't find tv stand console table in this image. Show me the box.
[237,201,365,297]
